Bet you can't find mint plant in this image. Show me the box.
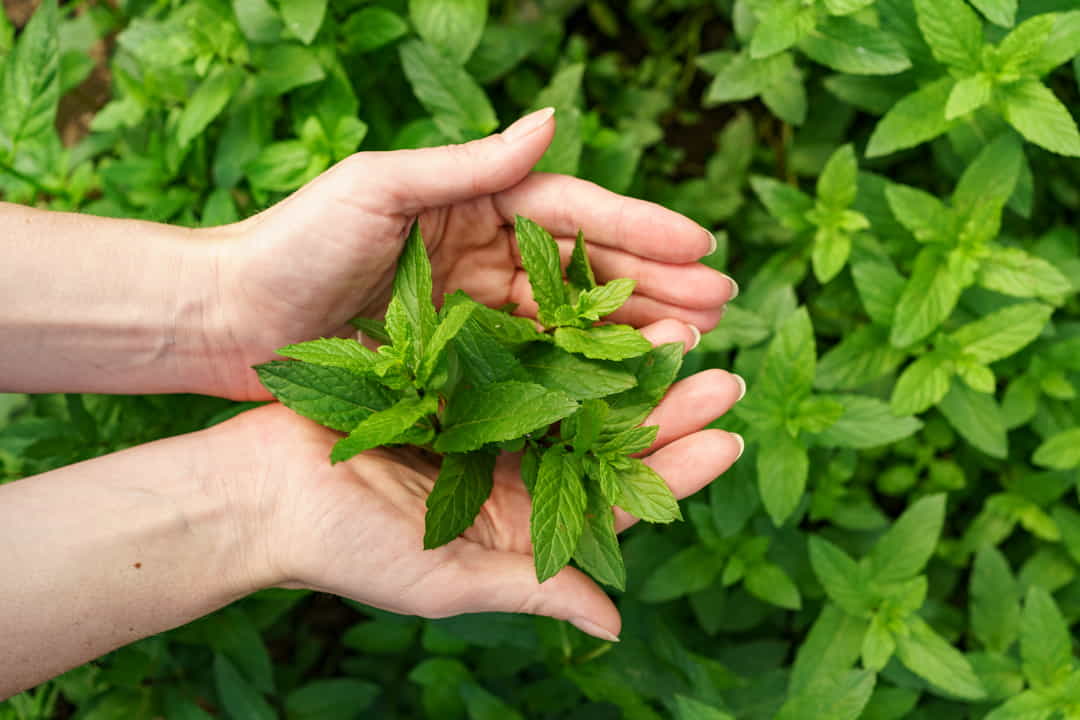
[255,216,683,588]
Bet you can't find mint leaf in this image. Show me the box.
[895,617,986,700]
[775,670,875,720]
[1025,10,1080,76]
[520,345,637,400]
[452,318,528,386]
[610,343,685,409]
[567,231,597,291]
[553,325,652,361]
[817,144,859,210]
[417,302,476,386]
[385,223,438,373]
[255,361,395,432]
[938,382,1007,459]
[945,72,991,120]
[800,17,911,75]
[815,395,923,449]
[424,452,496,549]
[978,246,1073,300]
[515,215,567,323]
[852,258,906,326]
[750,176,814,231]
[949,302,1053,365]
[815,324,907,391]
[885,184,949,242]
[997,14,1055,74]
[745,563,802,610]
[952,133,1024,214]
[595,424,657,457]
[531,445,586,583]
[866,77,953,157]
[564,399,609,457]
[608,456,681,523]
[1020,586,1072,689]
[348,317,391,344]
[808,536,872,617]
[214,653,276,720]
[757,307,816,406]
[343,7,409,53]
[409,0,487,65]
[890,248,964,348]
[435,381,578,453]
[1001,78,1080,157]
[178,66,245,149]
[575,278,635,321]
[869,494,945,584]
[0,0,59,148]
[280,0,327,44]
[758,429,809,526]
[812,226,853,284]
[276,338,378,374]
[640,545,721,603]
[914,0,983,72]
[572,480,625,591]
[331,393,437,463]
[750,1,816,59]
[970,546,1020,654]
[1033,428,1080,470]
[891,351,953,416]
[970,0,1016,27]
[398,39,497,141]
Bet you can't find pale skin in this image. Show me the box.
[0,108,744,698]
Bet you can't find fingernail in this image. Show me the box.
[569,617,620,643]
[503,107,555,142]
[732,433,745,460]
[705,230,718,255]
[689,324,702,350]
[725,274,740,300]
[732,373,747,401]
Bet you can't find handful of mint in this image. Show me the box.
[254,216,684,589]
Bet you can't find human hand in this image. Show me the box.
[195,108,737,399]
[225,320,744,640]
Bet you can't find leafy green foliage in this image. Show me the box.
[4,0,1080,717]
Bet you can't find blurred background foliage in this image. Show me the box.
[2,0,1080,717]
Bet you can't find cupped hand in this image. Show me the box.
[222,320,743,642]
[197,109,736,400]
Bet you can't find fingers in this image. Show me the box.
[493,173,713,264]
[362,108,557,214]
[441,543,622,643]
[642,369,746,453]
[614,430,744,532]
[637,318,700,351]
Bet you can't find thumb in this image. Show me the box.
[366,107,556,213]
[445,544,621,643]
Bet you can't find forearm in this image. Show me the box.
[0,422,270,698]
[0,202,220,394]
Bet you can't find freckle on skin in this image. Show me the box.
[133,562,141,569]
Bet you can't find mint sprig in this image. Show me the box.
[254,217,684,588]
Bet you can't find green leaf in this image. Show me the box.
[815,325,907,391]
[0,5,12,58]
[452,317,527,386]
[800,17,912,75]
[758,430,809,526]
[852,258,906,326]
[775,670,876,720]
[970,546,1021,654]
[895,617,986,700]
[573,480,625,590]
[514,215,567,322]
[674,695,735,720]
[640,544,720,602]
[612,343,684,410]
[808,536,872,616]
[247,140,325,191]
[343,7,410,53]
[409,0,487,65]
[983,692,1057,720]
[978,246,1073,300]
[567,231,597,291]
[1020,585,1073,689]
[914,0,983,71]
[398,39,498,141]
[276,338,377,374]
[280,0,327,44]
[608,456,681,523]
[950,302,1053,365]
[424,452,496,549]
[553,325,652,361]
[385,223,438,373]
[594,424,657,457]
[869,494,945,584]
[213,654,276,720]
[1001,79,1080,157]
[565,399,609,457]
[812,226,853,284]
[286,678,379,720]
[520,345,637,401]
[997,14,1056,73]
[531,445,587,583]
[885,184,949,242]
[575,278,635,321]
[750,176,814,231]
[970,0,1016,27]
[745,562,802,610]
[938,382,1008,458]
[946,73,992,119]
[233,0,284,43]
[1,0,59,148]
[532,65,585,175]
[750,1,816,59]
[331,394,437,463]
[255,361,395,432]
[252,43,326,97]
[862,614,896,671]
[891,352,953,416]
[817,144,859,210]
[867,76,954,157]
[1026,10,1080,76]
[790,603,869,696]
[890,248,964,348]
[177,66,245,149]
[435,381,578,453]
[816,395,923,449]
[417,302,476,386]
[758,307,817,405]
[1033,428,1080,470]
[953,133,1024,214]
